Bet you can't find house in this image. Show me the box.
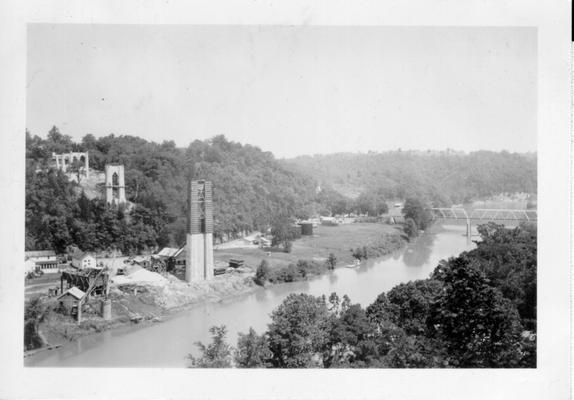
[156,247,186,267]
[173,247,186,267]
[131,255,151,268]
[57,286,85,315]
[24,259,36,275]
[25,249,60,273]
[71,253,97,270]
[156,247,180,259]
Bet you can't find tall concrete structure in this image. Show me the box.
[105,164,126,205]
[185,180,214,282]
[52,151,89,178]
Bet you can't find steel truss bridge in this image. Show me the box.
[429,208,537,236]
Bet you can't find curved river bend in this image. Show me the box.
[27,223,475,367]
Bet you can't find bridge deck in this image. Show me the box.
[429,208,537,222]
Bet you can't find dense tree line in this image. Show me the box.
[26,127,537,254]
[285,150,537,207]
[26,128,336,253]
[189,223,536,368]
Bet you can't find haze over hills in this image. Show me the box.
[283,151,537,204]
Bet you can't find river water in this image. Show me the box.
[27,223,476,367]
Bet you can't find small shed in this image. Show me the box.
[57,287,85,315]
[300,222,314,236]
[229,259,244,268]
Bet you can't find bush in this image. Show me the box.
[267,260,326,284]
[254,260,270,286]
[402,198,432,230]
[235,328,272,368]
[352,246,369,261]
[403,218,418,239]
[326,253,337,270]
[188,325,233,368]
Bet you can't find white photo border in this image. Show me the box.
[0,0,570,399]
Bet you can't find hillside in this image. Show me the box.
[26,128,537,255]
[283,150,537,205]
[25,128,335,254]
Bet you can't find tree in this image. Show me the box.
[402,197,432,230]
[429,257,524,367]
[188,325,233,368]
[24,297,48,350]
[267,294,331,367]
[254,260,270,286]
[235,328,272,368]
[470,222,537,329]
[380,334,448,368]
[326,253,337,270]
[403,218,418,239]
[271,216,298,252]
[351,246,369,261]
[354,191,389,216]
[384,280,443,336]
[327,303,379,367]
[46,126,74,154]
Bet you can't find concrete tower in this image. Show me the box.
[105,164,126,205]
[185,180,214,282]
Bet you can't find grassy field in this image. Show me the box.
[214,223,404,271]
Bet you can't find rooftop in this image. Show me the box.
[57,286,85,300]
[25,250,56,258]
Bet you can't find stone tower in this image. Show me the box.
[105,164,126,205]
[185,180,214,282]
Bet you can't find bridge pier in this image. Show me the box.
[466,219,472,238]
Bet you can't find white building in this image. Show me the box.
[25,250,60,274]
[24,259,36,274]
[71,253,97,270]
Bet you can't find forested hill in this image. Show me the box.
[26,128,345,254]
[283,151,537,205]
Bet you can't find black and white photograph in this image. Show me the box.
[0,0,571,399]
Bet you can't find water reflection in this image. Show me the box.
[253,287,269,302]
[328,271,338,284]
[403,231,435,267]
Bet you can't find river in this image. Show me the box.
[27,222,476,367]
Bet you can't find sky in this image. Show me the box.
[26,25,537,158]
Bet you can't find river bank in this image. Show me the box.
[26,271,260,359]
[26,223,406,360]
[26,223,474,367]
[215,223,406,271]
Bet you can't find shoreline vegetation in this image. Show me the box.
[189,222,537,369]
[25,223,407,360]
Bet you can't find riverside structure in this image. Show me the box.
[185,180,214,282]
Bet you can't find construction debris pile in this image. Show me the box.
[110,265,257,312]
